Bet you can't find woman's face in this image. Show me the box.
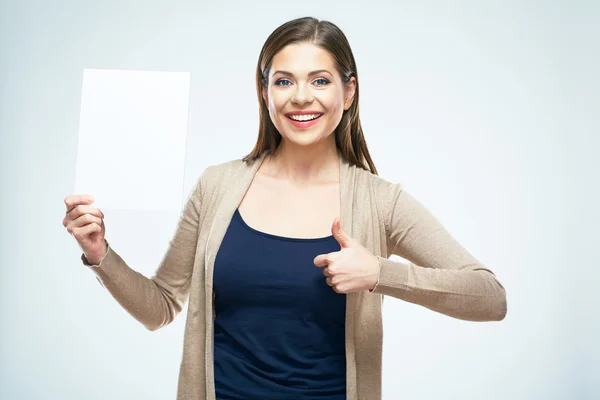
[263,42,356,149]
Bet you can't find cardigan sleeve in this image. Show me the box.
[80,173,206,331]
[370,183,507,322]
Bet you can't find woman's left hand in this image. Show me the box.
[314,218,381,294]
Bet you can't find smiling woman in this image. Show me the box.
[69,15,507,400]
[266,43,354,148]
[244,17,377,175]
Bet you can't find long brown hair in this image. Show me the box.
[243,17,378,175]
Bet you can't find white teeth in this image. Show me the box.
[289,114,321,121]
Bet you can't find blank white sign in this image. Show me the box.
[74,69,191,211]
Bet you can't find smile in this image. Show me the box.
[286,113,323,122]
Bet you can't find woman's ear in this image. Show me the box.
[344,77,357,111]
[262,86,268,106]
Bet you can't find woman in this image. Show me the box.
[63,17,506,400]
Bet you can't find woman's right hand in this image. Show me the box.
[63,195,107,265]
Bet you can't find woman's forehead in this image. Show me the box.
[270,43,337,76]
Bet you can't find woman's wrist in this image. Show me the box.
[84,240,109,265]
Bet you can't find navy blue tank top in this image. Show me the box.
[213,209,347,399]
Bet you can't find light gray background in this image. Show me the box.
[1,1,598,399]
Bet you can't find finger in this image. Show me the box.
[331,218,352,248]
[66,214,104,234]
[332,275,351,285]
[326,277,334,287]
[313,253,332,268]
[322,267,331,277]
[64,194,95,214]
[70,205,104,219]
[314,251,340,268]
[72,222,101,240]
[63,205,104,227]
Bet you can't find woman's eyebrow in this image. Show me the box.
[273,69,332,77]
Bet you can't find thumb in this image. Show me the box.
[331,218,352,248]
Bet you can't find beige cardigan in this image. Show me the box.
[82,152,507,399]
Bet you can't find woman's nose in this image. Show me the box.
[291,83,313,104]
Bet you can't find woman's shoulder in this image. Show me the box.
[201,157,243,178]
[197,155,261,189]
[348,163,410,222]
[349,162,403,195]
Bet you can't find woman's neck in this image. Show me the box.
[263,137,340,184]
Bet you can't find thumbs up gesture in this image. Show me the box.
[313,218,381,294]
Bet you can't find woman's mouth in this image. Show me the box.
[285,113,324,128]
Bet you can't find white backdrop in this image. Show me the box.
[1,1,598,399]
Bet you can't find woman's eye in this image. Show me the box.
[275,79,292,87]
[274,78,329,87]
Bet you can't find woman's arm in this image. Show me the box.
[371,183,507,322]
[81,173,206,331]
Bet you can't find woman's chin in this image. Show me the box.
[280,130,333,147]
